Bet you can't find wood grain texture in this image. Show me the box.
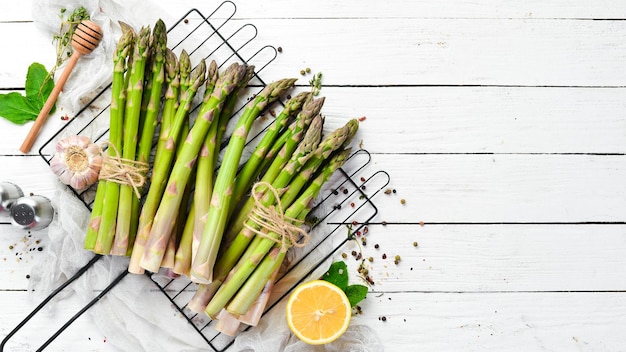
[1,0,625,351]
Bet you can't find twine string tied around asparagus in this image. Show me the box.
[245,181,310,252]
[98,141,148,198]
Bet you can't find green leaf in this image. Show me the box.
[321,261,349,292]
[345,284,368,307]
[0,63,55,125]
[25,62,55,114]
[0,92,39,124]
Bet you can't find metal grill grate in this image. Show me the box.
[1,3,389,351]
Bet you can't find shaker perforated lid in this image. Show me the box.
[10,195,54,231]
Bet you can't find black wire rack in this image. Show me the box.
[1,2,390,351]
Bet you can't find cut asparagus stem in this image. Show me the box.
[93,25,137,255]
[214,309,242,336]
[237,265,279,326]
[190,77,297,284]
[140,62,246,273]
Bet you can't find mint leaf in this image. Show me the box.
[0,62,54,124]
[345,284,368,307]
[321,261,349,292]
[0,92,40,124]
[25,62,55,114]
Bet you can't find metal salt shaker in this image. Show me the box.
[10,195,54,231]
[0,182,24,213]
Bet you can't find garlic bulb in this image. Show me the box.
[50,135,103,190]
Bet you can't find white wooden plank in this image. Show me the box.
[315,86,626,154]
[338,224,626,292]
[5,0,626,22]
[3,19,626,88]
[3,290,625,351]
[351,154,626,223]
[357,291,626,351]
[238,18,626,86]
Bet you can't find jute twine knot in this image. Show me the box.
[245,181,310,253]
[98,142,149,198]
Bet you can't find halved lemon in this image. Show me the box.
[286,280,352,345]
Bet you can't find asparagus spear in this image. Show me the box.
[85,24,134,250]
[154,49,180,167]
[191,60,220,262]
[190,77,297,284]
[205,148,353,318]
[110,26,151,255]
[93,25,139,255]
[140,62,247,273]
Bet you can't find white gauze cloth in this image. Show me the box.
[28,1,383,351]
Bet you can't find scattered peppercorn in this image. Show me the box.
[38,247,43,251]
[384,188,392,195]
[358,116,367,122]
[395,255,401,261]
[25,275,30,279]
[382,253,387,259]
[368,257,374,262]
[300,69,306,75]
[351,250,357,257]
[184,18,189,24]
[374,244,379,249]
[413,241,418,247]
[382,221,387,226]
[360,176,366,182]
[381,316,387,322]
[360,185,366,190]
[400,198,406,205]
[277,46,282,52]
[305,67,311,73]
[392,189,397,194]
[350,202,355,208]
[332,189,339,195]
[343,189,349,194]
[342,253,348,259]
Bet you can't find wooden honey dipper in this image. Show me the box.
[19,20,103,153]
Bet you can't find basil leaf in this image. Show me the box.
[345,284,368,307]
[25,63,54,107]
[0,92,39,124]
[321,261,349,292]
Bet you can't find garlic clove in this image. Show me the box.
[50,135,103,190]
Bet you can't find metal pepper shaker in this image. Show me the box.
[10,195,54,231]
[0,182,24,213]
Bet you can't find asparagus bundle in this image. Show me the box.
[81,19,362,331]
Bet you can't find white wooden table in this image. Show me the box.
[2,0,626,351]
